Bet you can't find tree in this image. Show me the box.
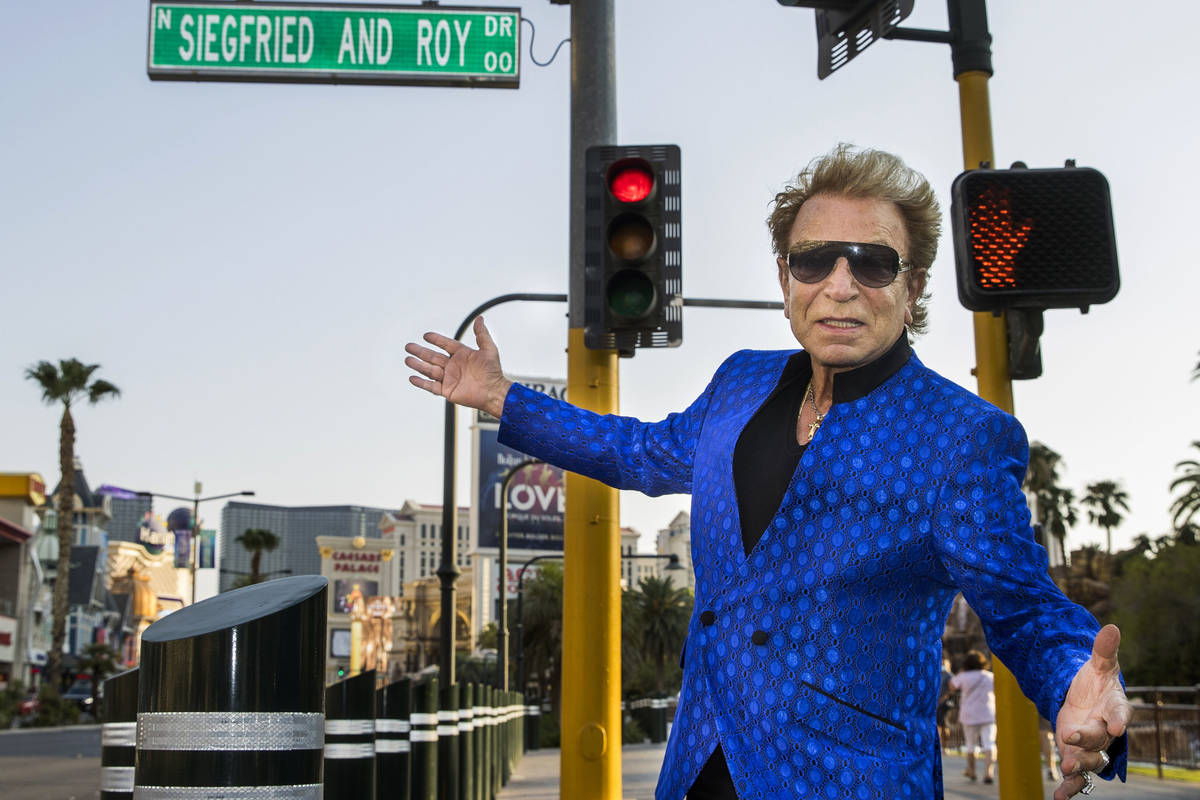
[24,358,120,688]
[627,576,692,696]
[1025,442,1078,557]
[1169,441,1200,531]
[1110,532,1200,685]
[520,562,563,710]
[476,621,498,651]
[1081,480,1130,554]
[77,642,120,717]
[235,528,280,584]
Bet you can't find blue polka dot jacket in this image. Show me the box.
[497,347,1126,799]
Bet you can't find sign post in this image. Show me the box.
[148,1,520,87]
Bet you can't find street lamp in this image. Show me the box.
[497,458,544,691]
[137,483,255,604]
[513,551,682,698]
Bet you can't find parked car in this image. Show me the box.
[62,679,98,714]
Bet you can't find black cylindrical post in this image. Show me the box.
[135,576,327,799]
[100,667,138,800]
[472,684,485,800]
[325,670,376,800]
[457,683,474,800]
[376,678,412,800]
[525,697,540,752]
[479,686,492,800]
[490,688,501,796]
[437,682,459,800]
[410,677,438,800]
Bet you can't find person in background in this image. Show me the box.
[937,655,956,754]
[952,650,997,784]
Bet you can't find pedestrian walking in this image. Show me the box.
[951,650,996,784]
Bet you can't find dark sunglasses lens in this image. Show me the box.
[787,249,836,283]
[848,246,898,287]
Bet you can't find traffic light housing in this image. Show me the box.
[776,0,915,79]
[951,164,1119,313]
[584,144,682,354]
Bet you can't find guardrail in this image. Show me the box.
[1125,685,1200,776]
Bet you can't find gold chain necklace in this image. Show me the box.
[803,380,827,442]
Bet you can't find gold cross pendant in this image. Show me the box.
[807,419,822,441]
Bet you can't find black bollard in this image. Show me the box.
[489,687,500,798]
[471,685,484,800]
[436,683,459,800]
[409,677,438,800]
[478,686,492,800]
[375,678,412,800]
[135,575,327,799]
[457,683,473,800]
[100,667,138,800]
[522,696,538,753]
[325,670,376,800]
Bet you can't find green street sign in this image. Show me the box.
[147,1,520,88]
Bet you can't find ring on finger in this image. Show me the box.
[1097,749,1111,772]
[1079,771,1095,796]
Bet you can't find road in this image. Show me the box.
[0,726,101,800]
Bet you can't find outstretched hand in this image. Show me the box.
[1053,624,1131,799]
[405,316,512,418]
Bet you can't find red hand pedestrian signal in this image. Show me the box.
[950,165,1119,313]
[969,188,1033,289]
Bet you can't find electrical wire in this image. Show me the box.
[522,17,569,67]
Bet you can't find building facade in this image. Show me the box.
[219,502,395,592]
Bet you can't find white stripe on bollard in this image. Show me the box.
[324,719,375,736]
[323,742,376,760]
[134,784,322,799]
[102,721,138,748]
[102,766,136,792]
[137,712,324,751]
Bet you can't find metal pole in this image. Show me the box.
[191,489,200,605]
[948,1,1040,797]
[1154,689,1163,780]
[497,459,543,691]
[436,293,567,684]
[566,0,619,793]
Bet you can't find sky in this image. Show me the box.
[3,0,1198,558]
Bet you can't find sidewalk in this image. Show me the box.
[498,745,1200,799]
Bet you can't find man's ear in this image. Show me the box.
[777,257,791,320]
[905,269,928,325]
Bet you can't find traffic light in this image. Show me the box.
[776,1,915,79]
[583,144,682,355]
[337,665,346,678]
[951,163,1119,313]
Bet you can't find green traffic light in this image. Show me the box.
[606,270,656,318]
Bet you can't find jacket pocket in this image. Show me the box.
[794,680,910,761]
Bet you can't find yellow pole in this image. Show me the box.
[561,328,622,799]
[956,70,1043,800]
[350,618,363,677]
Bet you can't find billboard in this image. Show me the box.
[333,579,377,614]
[473,376,567,552]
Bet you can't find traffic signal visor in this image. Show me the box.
[951,166,1119,312]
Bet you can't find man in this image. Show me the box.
[405,144,1130,799]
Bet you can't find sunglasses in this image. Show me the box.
[783,241,912,288]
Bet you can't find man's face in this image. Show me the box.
[777,194,924,371]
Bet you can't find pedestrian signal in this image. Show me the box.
[584,144,682,355]
[950,164,1119,313]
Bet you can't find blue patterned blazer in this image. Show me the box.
[498,347,1122,799]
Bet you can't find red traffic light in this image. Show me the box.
[607,159,654,203]
[950,165,1119,313]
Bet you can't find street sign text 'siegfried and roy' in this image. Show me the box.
[147,1,520,87]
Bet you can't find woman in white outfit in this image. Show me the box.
[952,650,997,783]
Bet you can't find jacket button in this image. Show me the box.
[700,610,716,626]
[751,630,769,646]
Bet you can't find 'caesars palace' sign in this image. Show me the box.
[331,551,381,574]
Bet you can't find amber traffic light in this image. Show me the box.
[584,145,682,353]
[951,165,1119,312]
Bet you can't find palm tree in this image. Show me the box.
[1170,441,1200,531]
[520,562,563,709]
[24,359,120,688]
[630,575,693,695]
[235,528,280,584]
[1025,442,1078,558]
[1081,480,1131,554]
